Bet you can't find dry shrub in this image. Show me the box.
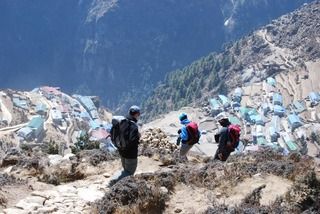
[94,172,174,214]
[0,191,8,207]
[39,159,84,185]
[76,149,119,166]
[94,149,320,213]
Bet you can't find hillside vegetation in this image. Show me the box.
[143,1,320,121]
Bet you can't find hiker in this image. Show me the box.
[214,113,241,161]
[176,113,200,158]
[109,105,141,186]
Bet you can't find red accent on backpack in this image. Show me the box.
[227,124,241,152]
[186,122,200,145]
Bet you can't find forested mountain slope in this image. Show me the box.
[143,1,320,120]
[0,0,311,111]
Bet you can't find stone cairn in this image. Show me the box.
[140,128,177,153]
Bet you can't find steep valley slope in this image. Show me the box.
[0,0,312,110]
[143,0,320,120]
[0,1,320,214]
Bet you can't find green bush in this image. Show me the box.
[71,132,100,154]
[47,139,59,155]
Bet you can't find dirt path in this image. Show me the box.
[144,107,218,156]
[1,156,166,214]
[216,174,292,206]
[257,29,295,68]
[165,184,213,214]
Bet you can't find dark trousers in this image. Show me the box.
[214,148,231,161]
[110,157,138,184]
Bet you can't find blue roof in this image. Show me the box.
[35,103,47,112]
[80,111,91,119]
[13,98,28,109]
[267,77,276,86]
[269,127,277,135]
[89,120,100,129]
[218,95,230,105]
[75,95,96,111]
[254,115,263,122]
[293,101,305,113]
[262,103,269,109]
[274,105,285,113]
[309,92,320,102]
[90,110,99,119]
[104,123,112,132]
[273,93,283,105]
[288,114,302,125]
[271,116,281,132]
[232,101,241,108]
[19,127,33,135]
[209,99,221,109]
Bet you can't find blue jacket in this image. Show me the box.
[179,119,201,144]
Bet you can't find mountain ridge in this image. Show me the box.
[0,0,312,111]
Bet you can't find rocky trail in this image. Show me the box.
[1,156,170,214]
[0,145,319,214]
[165,184,213,214]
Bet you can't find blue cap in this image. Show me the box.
[129,105,141,115]
[179,113,188,121]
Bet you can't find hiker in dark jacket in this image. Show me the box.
[176,113,200,158]
[214,113,232,161]
[109,105,141,186]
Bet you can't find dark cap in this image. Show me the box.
[129,105,141,115]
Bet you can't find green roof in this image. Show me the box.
[239,107,250,116]
[28,117,44,129]
[229,116,241,125]
[218,95,230,105]
[248,109,258,116]
[209,98,221,110]
[257,137,268,145]
[286,140,298,151]
[240,107,258,118]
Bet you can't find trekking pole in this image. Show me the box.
[193,143,206,156]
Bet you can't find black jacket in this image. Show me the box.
[218,127,229,152]
[119,115,140,159]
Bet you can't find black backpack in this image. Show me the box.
[111,116,132,152]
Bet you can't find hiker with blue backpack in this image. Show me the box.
[214,113,241,161]
[108,106,141,186]
[176,113,201,158]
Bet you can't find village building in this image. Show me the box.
[40,86,62,99]
[209,98,222,116]
[288,114,303,131]
[27,116,45,139]
[273,93,283,106]
[51,108,63,125]
[35,103,47,116]
[218,95,231,108]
